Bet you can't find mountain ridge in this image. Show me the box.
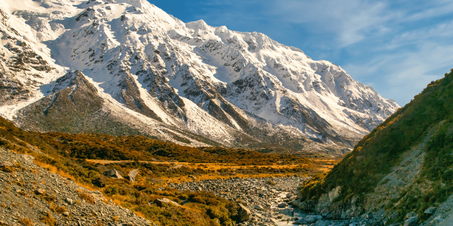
[0,0,399,155]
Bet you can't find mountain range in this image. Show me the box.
[0,0,399,155]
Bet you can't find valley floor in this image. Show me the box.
[169,177,378,226]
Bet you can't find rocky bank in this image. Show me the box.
[0,148,153,226]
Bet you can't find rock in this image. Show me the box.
[65,198,74,205]
[424,206,436,215]
[277,208,294,216]
[328,186,341,202]
[286,193,292,198]
[155,198,180,207]
[277,202,287,208]
[254,205,264,211]
[238,204,251,222]
[128,169,139,183]
[35,189,46,195]
[63,211,70,217]
[305,215,322,223]
[189,175,196,179]
[104,169,123,179]
[405,211,417,220]
[404,216,418,226]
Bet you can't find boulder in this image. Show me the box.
[277,208,294,216]
[237,203,251,222]
[277,202,288,208]
[35,189,46,195]
[128,169,139,183]
[65,198,74,205]
[104,169,123,179]
[404,216,418,226]
[405,211,417,220]
[424,206,436,215]
[328,186,341,202]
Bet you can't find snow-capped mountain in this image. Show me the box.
[0,0,399,155]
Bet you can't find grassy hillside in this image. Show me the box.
[299,69,453,223]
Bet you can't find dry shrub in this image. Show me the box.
[78,190,95,204]
[54,205,66,214]
[40,212,56,226]
[34,161,77,182]
[18,218,35,226]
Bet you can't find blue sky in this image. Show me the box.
[149,0,453,106]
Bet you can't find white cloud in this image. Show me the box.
[268,0,391,46]
[344,43,453,104]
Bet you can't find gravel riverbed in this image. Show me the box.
[169,176,379,226]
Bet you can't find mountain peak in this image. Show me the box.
[0,0,399,155]
[186,19,210,30]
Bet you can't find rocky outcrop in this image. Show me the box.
[128,169,139,183]
[104,169,124,179]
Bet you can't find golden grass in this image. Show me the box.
[87,159,317,170]
[82,158,335,184]
[34,160,98,191]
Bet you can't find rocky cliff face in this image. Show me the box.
[297,69,453,225]
[0,0,399,154]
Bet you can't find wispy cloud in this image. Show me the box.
[164,0,453,105]
[267,0,392,47]
[344,42,453,103]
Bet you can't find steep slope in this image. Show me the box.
[297,69,453,225]
[0,148,152,225]
[0,0,399,154]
